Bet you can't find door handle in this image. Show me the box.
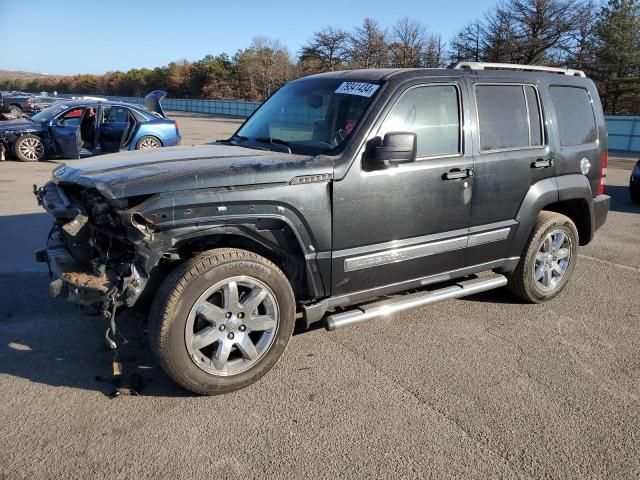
[531,158,554,169]
[443,168,473,180]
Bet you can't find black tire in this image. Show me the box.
[135,135,162,150]
[630,184,640,204]
[507,211,579,303]
[9,105,22,116]
[14,134,46,162]
[149,248,295,395]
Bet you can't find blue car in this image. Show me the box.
[630,158,640,203]
[0,91,180,162]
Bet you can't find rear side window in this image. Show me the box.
[378,84,461,158]
[550,86,597,146]
[102,106,130,123]
[475,84,544,151]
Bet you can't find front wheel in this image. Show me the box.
[508,212,578,303]
[14,134,46,162]
[149,249,295,395]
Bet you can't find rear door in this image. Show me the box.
[466,80,556,266]
[99,105,132,153]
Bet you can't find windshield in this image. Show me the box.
[234,78,381,155]
[30,102,70,122]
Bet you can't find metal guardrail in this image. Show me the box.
[52,94,640,154]
[605,116,640,153]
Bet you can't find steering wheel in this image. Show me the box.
[333,129,347,145]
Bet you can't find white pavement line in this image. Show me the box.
[579,254,640,273]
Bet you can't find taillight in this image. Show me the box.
[597,150,607,195]
[174,121,179,135]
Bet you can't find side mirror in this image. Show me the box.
[366,132,417,169]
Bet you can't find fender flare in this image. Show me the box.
[507,174,594,258]
[130,196,330,299]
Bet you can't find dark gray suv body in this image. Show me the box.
[36,63,610,394]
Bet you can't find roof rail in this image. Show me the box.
[451,61,586,77]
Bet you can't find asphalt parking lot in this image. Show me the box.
[1,112,639,480]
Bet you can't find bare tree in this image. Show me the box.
[349,18,389,68]
[389,17,429,67]
[449,21,482,63]
[561,0,599,69]
[423,34,446,67]
[481,5,521,62]
[449,0,588,65]
[300,26,351,71]
[508,0,581,64]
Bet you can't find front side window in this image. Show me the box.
[235,78,381,155]
[378,85,461,158]
[58,107,86,127]
[476,84,544,151]
[550,86,597,146]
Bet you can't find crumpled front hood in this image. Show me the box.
[0,119,40,132]
[52,143,332,199]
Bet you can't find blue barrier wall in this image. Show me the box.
[58,94,261,117]
[56,94,640,153]
[605,116,640,153]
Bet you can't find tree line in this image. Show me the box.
[1,0,638,114]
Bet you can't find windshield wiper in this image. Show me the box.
[221,134,272,151]
[254,137,292,154]
[219,134,257,148]
[229,135,249,143]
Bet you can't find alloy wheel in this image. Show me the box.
[18,137,45,161]
[533,229,572,292]
[185,276,279,376]
[139,137,160,149]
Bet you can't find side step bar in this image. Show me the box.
[325,274,508,331]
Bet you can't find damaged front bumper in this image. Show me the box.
[36,229,146,309]
[35,181,147,311]
[38,231,119,306]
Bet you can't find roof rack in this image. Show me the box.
[451,62,586,77]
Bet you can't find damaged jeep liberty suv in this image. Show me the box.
[35,62,610,394]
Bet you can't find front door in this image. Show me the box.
[50,106,85,159]
[331,81,473,295]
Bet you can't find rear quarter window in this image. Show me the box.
[549,86,597,146]
[130,108,150,122]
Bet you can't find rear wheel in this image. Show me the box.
[136,136,161,150]
[508,212,578,303]
[149,249,295,395]
[14,134,46,162]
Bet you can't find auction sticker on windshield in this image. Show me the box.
[335,82,380,97]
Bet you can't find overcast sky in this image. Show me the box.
[1,0,494,75]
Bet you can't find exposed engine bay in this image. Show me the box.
[34,182,151,349]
